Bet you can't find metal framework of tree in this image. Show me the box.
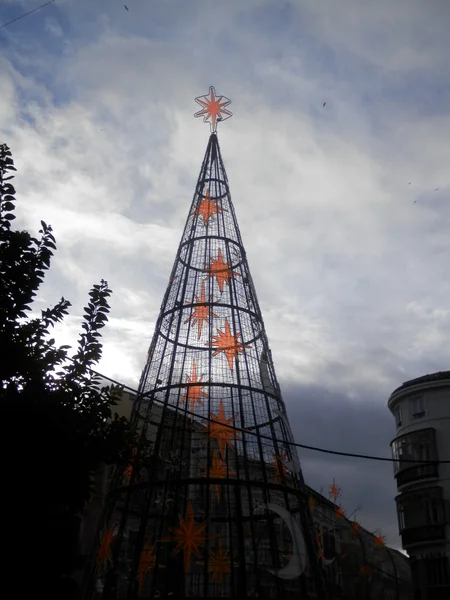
[83,88,330,600]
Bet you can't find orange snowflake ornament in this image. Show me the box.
[205,249,239,293]
[202,399,240,459]
[194,86,232,133]
[210,319,249,370]
[195,190,226,227]
[179,361,208,417]
[185,282,218,339]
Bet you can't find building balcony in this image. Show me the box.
[401,524,446,547]
[396,462,439,487]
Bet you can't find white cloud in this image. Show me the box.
[2,0,450,553]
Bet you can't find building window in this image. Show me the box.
[396,486,444,530]
[426,555,450,585]
[395,406,402,427]
[411,395,425,418]
[397,504,405,531]
[391,428,437,476]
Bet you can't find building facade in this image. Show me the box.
[388,371,450,600]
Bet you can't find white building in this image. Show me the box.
[388,371,450,600]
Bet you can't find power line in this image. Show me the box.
[0,0,56,31]
[88,367,450,465]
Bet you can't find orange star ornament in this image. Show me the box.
[329,478,341,502]
[308,496,318,510]
[167,500,209,573]
[194,86,232,133]
[185,282,218,339]
[202,399,240,459]
[137,541,165,594]
[179,361,208,417]
[195,189,226,227]
[351,518,360,537]
[271,451,288,483]
[197,539,232,588]
[205,248,239,293]
[335,506,345,520]
[374,532,386,547]
[210,318,249,370]
[97,526,116,570]
[360,565,373,577]
[202,450,235,502]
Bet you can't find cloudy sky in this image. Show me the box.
[2,0,450,552]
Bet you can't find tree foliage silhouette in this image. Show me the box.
[0,144,132,597]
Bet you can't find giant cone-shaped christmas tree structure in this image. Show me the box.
[85,88,329,600]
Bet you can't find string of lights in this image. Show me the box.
[0,0,56,31]
[83,366,450,465]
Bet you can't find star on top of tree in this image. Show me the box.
[194,86,232,133]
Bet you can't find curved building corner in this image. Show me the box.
[388,371,450,599]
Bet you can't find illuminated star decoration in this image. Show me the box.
[202,399,240,459]
[374,531,386,547]
[194,86,232,133]
[308,496,318,510]
[123,446,138,485]
[271,451,288,483]
[351,518,360,537]
[197,539,233,588]
[195,189,226,227]
[97,526,116,570]
[185,282,218,339]
[124,463,133,486]
[179,361,208,418]
[163,500,209,573]
[210,319,249,370]
[360,565,373,577]
[335,506,345,520]
[137,540,165,594]
[329,479,341,502]
[205,248,239,293]
[315,531,326,564]
[201,449,235,502]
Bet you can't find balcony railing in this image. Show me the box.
[396,462,438,487]
[401,524,446,546]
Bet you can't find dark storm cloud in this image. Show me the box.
[282,380,402,547]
